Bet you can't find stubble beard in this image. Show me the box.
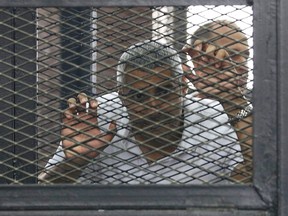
[131,113,184,149]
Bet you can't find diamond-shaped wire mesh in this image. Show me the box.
[0,6,253,185]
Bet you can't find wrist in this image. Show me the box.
[229,103,253,126]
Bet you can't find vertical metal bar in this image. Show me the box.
[36,8,63,171]
[278,0,288,214]
[95,7,152,94]
[60,7,92,107]
[0,8,15,184]
[253,0,277,207]
[172,6,187,61]
[13,8,37,184]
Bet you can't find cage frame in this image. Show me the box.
[0,0,286,215]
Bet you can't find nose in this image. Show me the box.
[145,97,164,114]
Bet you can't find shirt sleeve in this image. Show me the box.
[45,141,65,169]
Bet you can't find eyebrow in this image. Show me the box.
[123,82,177,96]
[159,83,176,89]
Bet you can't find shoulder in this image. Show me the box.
[94,92,129,131]
[183,94,231,129]
[184,94,224,115]
[95,92,124,113]
[96,92,121,105]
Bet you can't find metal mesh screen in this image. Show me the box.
[0,5,253,185]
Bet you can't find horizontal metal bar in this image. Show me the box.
[0,210,268,216]
[0,0,251,7]
[0,185,268,211]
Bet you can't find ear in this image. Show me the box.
[118,88,123,96]
[181,75,189,95]
[118,87,124,101]
[182,46,195,59]
[181,64,192,95]
[182,64,190,73]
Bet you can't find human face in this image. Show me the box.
[119,67,183,146]
[212,26,250,88]
[188,25,250,98]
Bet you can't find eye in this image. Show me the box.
[155,85,174,97]
[122,90,147,102]
[131,93,148,102]
[156,88,169,96]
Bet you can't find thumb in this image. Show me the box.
[103,121,117,142]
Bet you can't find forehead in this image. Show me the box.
[211,26,248,51]
[124,67,175,89]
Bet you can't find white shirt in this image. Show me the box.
[47,92,242,184]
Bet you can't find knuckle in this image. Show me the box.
[194,39,202,45]
[90,99,98,108]
[67,97,76,104]
[78,93,88,103]
[63,109,73,118]
[61,127,74,137]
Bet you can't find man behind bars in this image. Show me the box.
[39,40,242,184]
[182,20,253,182]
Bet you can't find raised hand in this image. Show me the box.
[183,40,240,98]
[61,93,116,165]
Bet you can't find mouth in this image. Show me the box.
[131,118,181,133]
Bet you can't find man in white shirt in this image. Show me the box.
[39,40,242,184]
[182,20,253,182]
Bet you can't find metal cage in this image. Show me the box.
[0,0,287,215]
